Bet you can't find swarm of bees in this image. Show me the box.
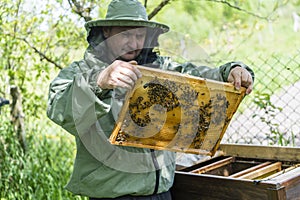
[111,66,245,155]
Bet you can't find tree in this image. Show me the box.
[1,0,292,198]
[0,0,86,150]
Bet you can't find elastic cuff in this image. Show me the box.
[222,61,254,82]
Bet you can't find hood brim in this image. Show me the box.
[85,19,169,34]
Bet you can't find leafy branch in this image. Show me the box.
[203,0,273,21]
[67,0,94,22]
[148,0,172,20]
[146,0,274,21]
[252,93,295,146]
[21,38,63,69]
[5,33,63,70]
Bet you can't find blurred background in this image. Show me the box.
[0,0,299,199]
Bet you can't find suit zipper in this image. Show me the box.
[150,149,160,194]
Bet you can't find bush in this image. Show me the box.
[0,117,86,200]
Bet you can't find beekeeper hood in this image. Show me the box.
[85,0,169,46]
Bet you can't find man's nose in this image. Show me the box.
[127,37,139,50]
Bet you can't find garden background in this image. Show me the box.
[1,0,300,199]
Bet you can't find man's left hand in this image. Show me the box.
[227,66,253,95]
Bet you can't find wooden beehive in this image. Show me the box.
[172,144,300,200]
[109,66,246,156]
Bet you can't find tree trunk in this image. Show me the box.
[10,86,27,152]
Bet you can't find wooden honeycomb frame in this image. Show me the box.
[109,65,246,156]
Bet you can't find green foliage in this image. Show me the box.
[0,0,86,198]
[153,0,300,61]
[0,0,86,132]
[0,113,86,199]
[252,92,296,146]
[0,0,299,198]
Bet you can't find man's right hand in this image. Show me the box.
[97,60,142,90]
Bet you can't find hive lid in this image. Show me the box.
[109,65,246,156]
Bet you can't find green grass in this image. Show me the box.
[0,112,87,200]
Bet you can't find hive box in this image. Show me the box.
[109,66,246,156]
[171,144,300,200]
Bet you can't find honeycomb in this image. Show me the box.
[110,66,245,155]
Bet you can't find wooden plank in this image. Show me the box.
[278,168,300,200]
[229,161,272,178]
[171,171,276,200]
[178,155,229,172]
[267,185,286,200]
[238,162,282,180]
[219,144,300,162]
[190,156,234,174]
[264,164,300,180]
[284,175,300,200]
[172,145,300,199]
[271,166,300,185]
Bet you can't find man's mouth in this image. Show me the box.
[125,50,137,55]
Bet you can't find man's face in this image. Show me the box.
[103,26,147,61]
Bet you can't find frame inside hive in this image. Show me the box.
[109,65,246,156]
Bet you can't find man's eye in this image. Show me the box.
[137,34,145,39]
[122,32,130,37]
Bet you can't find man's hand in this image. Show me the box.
[228,66,253,95]
[97,60,142,90]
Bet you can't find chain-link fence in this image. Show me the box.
[224,50,300,147]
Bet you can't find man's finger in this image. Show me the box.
[245,83,253,95]
[121,61,142,79]
[231,70,242,90]
[129,60,138,65]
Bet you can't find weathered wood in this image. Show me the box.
[267,167,300,200]
[264,164,300,180]
[230,161,271,178]
[172,172,278,200]
[266,185,286,200]
[237,162,282,180]
[191,156,234,174]
[172,144,300,200]
[285,178,300,200]
[219,144,300,162]
[272,166,300,187]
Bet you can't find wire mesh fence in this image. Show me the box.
[224,50,300,147]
